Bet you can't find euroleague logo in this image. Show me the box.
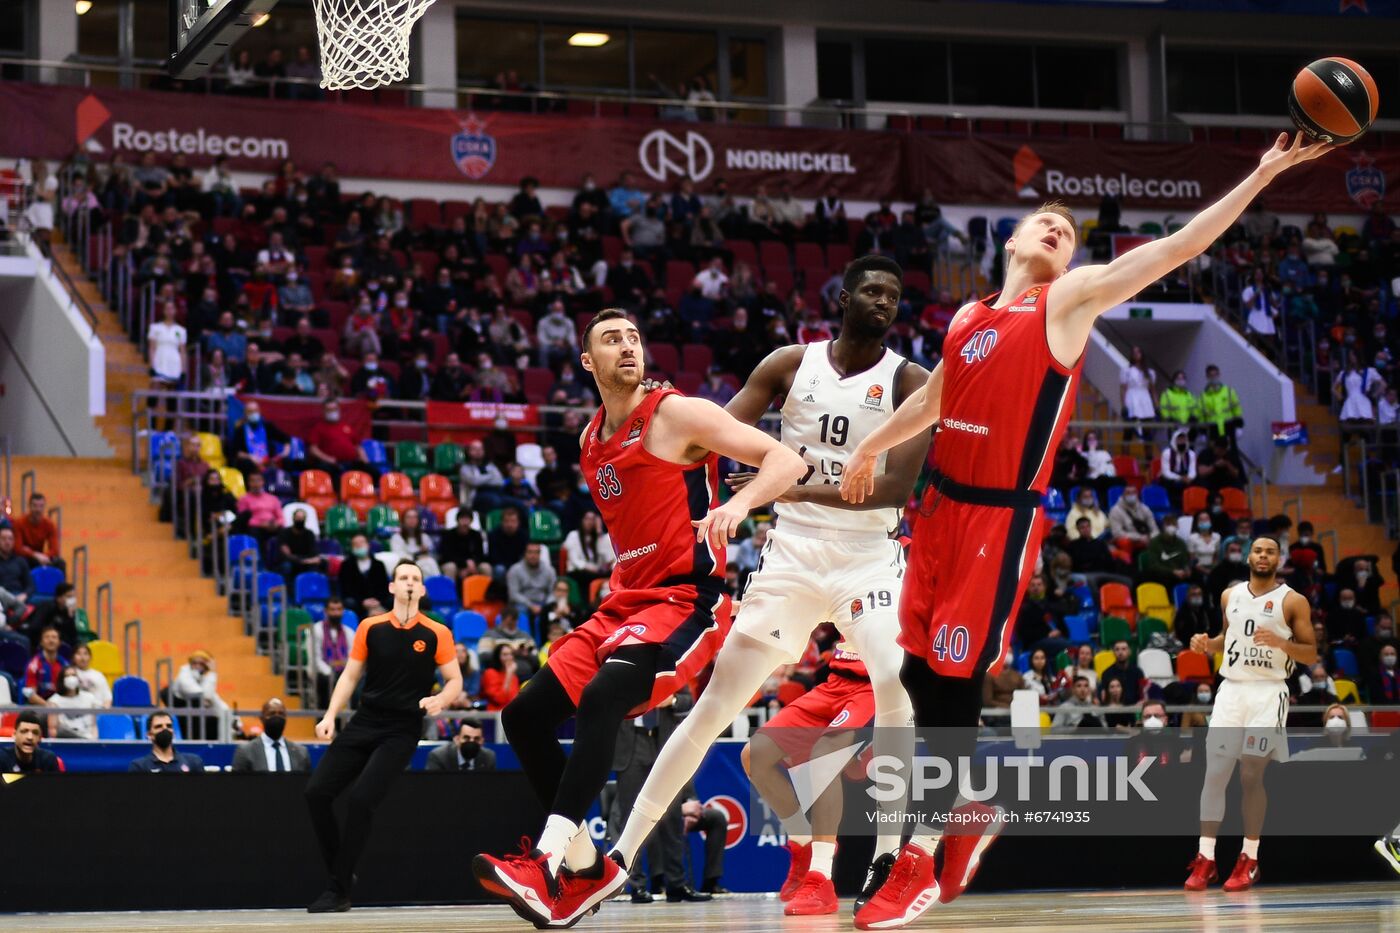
[703,794,748,849]
[412,640,427,653]
[862,384,884,409]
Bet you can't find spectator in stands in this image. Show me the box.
[1066,517,1117,576]
[733,521,770,575]
[22,624,63,705]
[279,269,316,322]
[1020,647,1053,700]
[693,255,729,305]
[349,351,395,399]
[1329,589,1368,645]
[1119,346,1156,438]
[1368,643,1400,705]
[1289,521,1326,573]
[1100,677,1137,731]
[534,446,571,503]
[201,156,239,217]
[1049,643,1096,702]
[537,299,577,369]
[545,582,579,631]
[227,400,290,477]
[71,643,111,708]
[690,205,726,262]
[1078,432,1121,498]
[231,341,279,395]
[607,248,654,314]
[342,297,383,359]
[1174,584,1219,642]
[1186,512,1221,572]
[1,711,63,773]
[1340,557,1384,614]
[395,350,433,402]
[487,507,529,576]
[439,509,486,582]
[147,300,187,392]
[1053,676,1103,731]
[430,353,473,402]
[205,311,248,363]
[1242,268,1281,348]
[47,665,98,739]
[30,583,84,649]
[1302,221,1339,268]
[1294,663,1339,718]
[983,650,1024,709]
[1049,432,1090,493]
[282,317,325,367]
[1158,429,1197,507]
[310,597,354,709]
[1199,365,1244,441]
[1158,371,1198,431]
[481,644,521,711]
[307,400,373,481]
[388,508,441,579]
[173,649,230,715]
[199,469,238,542]
[769,182,805,242]
[427,717,497,771]
[548,363,594,407]
[500,464,539,511]
[507,542,556,634]
[285,45,322,99]
[12,493,62,573]
[1101,640,1145,705]
[1109,485,1158,556]
[1065,489,1108,540]
[235,471,283,542]
[1206,538,1249,602]
[459,440,506,511]
[129,710,204,773]
[1014,573,1070,655]
[337,534,389,616]
[562,510,614,590]
[1196,435,1245,493]
[277,507,325,583]
[1141,515,1192,587]
[609,171,646,222]
[233,697,309,771]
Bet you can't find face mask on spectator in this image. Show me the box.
[352,545,370,558]
[1079,497,1094,509]
[459,740,481,760]
[63,676,79,692]
[1188,596,1204,608]
[325,410,340,423]
[293,516,306,528]
[1357,570,1371,583]
[1142,715,1164,731]
[262,715,286,740]
[1163,527,1177,538]
[63,595,78,611]
[364,361,379,372]
[1384,653,1398,670]
[1196,689,1212,703]
[153,730,174,750]
[1227,550,1243,562]
[247,412,261,424]
[1175,378,1186,388]
[415,359,429,370]
[1298,535,1312,544]
[395,298,409,308]
[1199,521,1211,532]
[286,272,297,283]
[367,281,380,291]
[1325,716,1348,732]
[1123,492,1138,505]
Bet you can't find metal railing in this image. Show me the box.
[95,581,113,641]
[70,544,89,611]
[123,619,143,681]
[19,469,35,509]
[153,657,173,715]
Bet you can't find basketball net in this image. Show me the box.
[311,0,434,90]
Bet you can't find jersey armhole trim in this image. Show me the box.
[1040,280,1084,376]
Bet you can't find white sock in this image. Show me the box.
[538,815,579,876]
[1241,837,1259,859]
[809,841,836,878]
[1198,836,1216,860]
[563,825,598,873]
[874,834,901,859]
[910,829,941,855]
[787,832,812,848]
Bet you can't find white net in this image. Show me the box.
[312,0,434,91]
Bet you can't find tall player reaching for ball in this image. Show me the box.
[1184,535,1314,893]
[605,255,927,921]
[841,131,1331,930]
[473,308,805,929]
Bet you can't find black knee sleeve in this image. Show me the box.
[900,652,985,819]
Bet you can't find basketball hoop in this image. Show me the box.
[311,0,434,90]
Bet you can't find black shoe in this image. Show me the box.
[855,852,896,914]
[666,885,712,903]
[307,889,351,913]
[630,889,654,904]
[702,881,730,895]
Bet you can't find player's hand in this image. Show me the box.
[1189,634,1209,654]
[315,715,336,741]
[1257,131,1333,181]
[841,443,879,504]
[1252,629,1288,650]
[641,376,673,393]
[419,693,448,716]
[693,501,747,551]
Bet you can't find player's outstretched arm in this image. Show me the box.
[316,658,364,739]
[841,361,943,504]
[1054,132,1333,324]
[1254,590,1318,666]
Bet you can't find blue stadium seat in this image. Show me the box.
[1015,651,1034,672]
[0,641,27,682]
[361,439,388,466]
[1333,648,1360,679]
[227,533,260,585]
[425,575,459,611]
[30,566,64,600]
[257,571,287,631]
[1139,484,1171,519]
[1042,488,1068,522]
[1106,485,1124,510]
[97,713,137,740]
[286,436,307,460]
[452,610,488,645]
[149,431,181,484]
[112,675,152,707]
[1065,612,1096,644]
[341,609,360,632]
[1069,584,1095,613]
[295,572,331,606]
[1172,583,1192,608]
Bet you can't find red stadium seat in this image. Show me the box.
[827,243,853,269]
[759,241,791,275]
[380,472,417,514]
[726,240,758,269]
[665,259,696,289]
[794,242,825,270]
[522,367,553,403]
[484,254,508,281]
[1176,651,1213,683]
[340,470,375,502]
[1220,487,1251,520]
[649,343,680,376]
[602,236,624,265]
[411,250,439,276]
[300,470,334,500]
[904,270,931,295]
[1181,486,1210,518]
[682,344,713,374]
[1099,582,1137,626]
[420,475,456,523]
[407,199,441,230]
[442,200,473,225]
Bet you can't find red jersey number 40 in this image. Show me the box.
[932,624,969,663]
[595,463,623,500]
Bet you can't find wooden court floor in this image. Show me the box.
[6,883,1399,932]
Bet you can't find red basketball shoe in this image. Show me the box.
[784,872,838,916]
[473,838,558,928]
[779,840,812,902]
[1183,853,1219,891]
[1222,853,1260,892]
[937,802,1007,903]
[853,841,940,930]
[549,852,627,928]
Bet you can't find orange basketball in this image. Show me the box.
[1288,57,1379,145]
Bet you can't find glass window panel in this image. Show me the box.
[224,1,319,69]
[729,37,768,99]
[1036,45,1119,110]
[634,29,718,100]
[0,1,25,53]
[1167,48,1236,114]
[542,24,627,91]
[817,41,853,101]
[77,0,120,59]
[456,17,538,85]
[1238,51,1317,115]
[132,0,170,62]
[863,38,947,104]
[950,42,1033,107]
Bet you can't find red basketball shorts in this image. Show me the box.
[897,492,1044,678]
[759,672,876,770]
[545,581,732,717]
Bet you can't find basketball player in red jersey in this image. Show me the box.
[842,132,1331,930]
[473,308,805,928]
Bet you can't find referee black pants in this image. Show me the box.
[304,708,420,895]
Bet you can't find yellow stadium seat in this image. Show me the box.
[1094,650,1116,677]
[1334,225,1358,240]
[1335,679,1360,704]
[196,432,226,468]
[218,467,246,499]
[86,639,123,685]
[1136,582,1174,625]
[1039,711,1052,732]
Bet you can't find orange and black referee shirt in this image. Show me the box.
[350,611,454,713]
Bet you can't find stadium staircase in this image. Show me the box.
[28,239,289,726]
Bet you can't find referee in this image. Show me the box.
[305,558,461,912]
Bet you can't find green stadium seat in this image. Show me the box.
[1099,616,1133,651]
[530,509,563,544]
[433,443,465,475]
[395,441,432,483]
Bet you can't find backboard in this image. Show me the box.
[168,0,280,80]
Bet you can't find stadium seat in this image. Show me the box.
[149,432,181,484]
[395,441,432,483]
[112,675,153,707]
[1111,455,1141,489]
[360,439,389,467]
[588,578,607,606]
[281,502,321,536]
[462,574,492,608]
[325,503,362,544]
[97,713,137,740]
[1181,486,1209,518]
[218,467,246,499]
[86,640,123,683]
[1092,650,1116,678]
[1138,648,1174,686]
[648,343,679,376]
[420,474,457,523]
[1136,582,1173,624]
[1136,616,1169,650]
[530,509,563,544]
[0,641,28,682]
[1065,612,1095,644]
[294,572,331,607]
[1042,488,1068,522]
[482,509,504,533]
[299,470,337,516]
[1220,487,1250,520]
[368,504,400,539]
[30,566,64,600]
[1371,711,1400,728]
[380,472,417,514]
[1139,484,1171,520]
[1172,583,1192,608]
[1099,616,1132,649]
[340,470,376,502]
[1069,584,1095,613]
[283,607,313,673]
[453,609,488,644]
[681,344,713,374]
[433,443,466,475]
[1333,648,1360,679]
[1334,679,1360,704]
[195,432,226,468]
[1054,650,1072,671]
[228,533,260,593]
[424,575,459,610]
[1175,650,1213,682]
[1098,583,1136,625]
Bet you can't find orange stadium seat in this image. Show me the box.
[1176,651,1213,683]
[1181,486,1209,518]
[1099,582,1137,626]
[340,470,375,501]
[380,472,417,514]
